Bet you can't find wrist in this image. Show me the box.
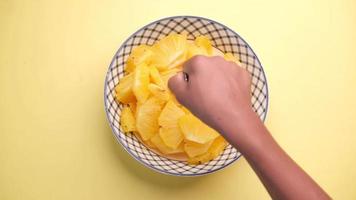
[218,108,271,155]
[218,106,257,135]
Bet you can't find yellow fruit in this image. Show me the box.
[128,102,136,115]
[224,53,241,65]
[150,133,184,154]
[120,106,136,133]
[159,127,184,149]
[151,33,187,70]
[149,67,164,88]
[143,139,156,149]
[195,35,213,55]
[136,97,163,140]
[188,136,227,164]
[157,101,185,149]
[208,137,227,157]
[132,130,156,148]
[115,73,136,104]
[187,151,211,164]
[187,43,208,59]
[160,68,180,86]
[158,101,185,128]
[132,131,142,140]
[179,114,219,144]
[181,106,191,114]
[169,92,181,105]
[126,45,153,73]
[133,63,150,103]
[184,140,213,158]
[147,83,170,101]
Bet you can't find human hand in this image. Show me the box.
[168,55,259,143]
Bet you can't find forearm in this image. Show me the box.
[220,111,330,200]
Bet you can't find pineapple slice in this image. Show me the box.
[120,106,136,133]
[126,45,153,73]
[150,133,184,154]
[188,136,227,164]
[184,140,213,158]
[181,106,191,114]
[149,67,165,88]
[147,83,170,101]
[195,35,213,55]
[179,114,219,144]
[115,73,135,104]
[151,33,188,70]
[160,68,180,87]
[169,91,181,105]
[187,42,208,59]
[143,139,157,149]
[128,102,136,115]
[133,63,150,103]
[208,137,228,158]
[157,101,185,149]
[158,101,185,128]
[136,97,163,140]
[159,127,184,149]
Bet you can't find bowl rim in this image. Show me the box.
[103,15,269,176]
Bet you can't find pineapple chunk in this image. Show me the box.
[120,106,136,133]
[184,140,213,158]
[128,102,136,115]
[159,127,184,149]
[148,83,170,101]
[187,42,208,59]
[157,101,186,149]
[126,45,153,73]
[115,73,135,104]
[149,67,165,88]
[158,101,185,128]
[143,139,157,149]
[136,97,163,140]
[133,63,150,103]
[188,136,227,164]
[160,68,180,87]
[151,33,188,70]
[195,35,213,55]
[150,133,184,155]
[179,114,219,144]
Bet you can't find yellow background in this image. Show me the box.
[1,0,356,199]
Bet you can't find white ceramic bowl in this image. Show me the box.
[104,16,269,176]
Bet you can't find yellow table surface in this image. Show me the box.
[1,0,356,199]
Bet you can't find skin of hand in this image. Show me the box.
[168,55,331,200]
[168,56,254,146]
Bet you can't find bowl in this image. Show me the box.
[104,16,269,176]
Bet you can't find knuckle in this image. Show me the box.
[189,55,206,67]
[168,73,187,95]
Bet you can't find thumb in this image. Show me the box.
[168,72,188,100]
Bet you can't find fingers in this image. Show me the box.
[168,72,188,98]
[184,55,224,74]
[183,55,206,74]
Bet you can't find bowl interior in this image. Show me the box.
[104,16,268,176]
